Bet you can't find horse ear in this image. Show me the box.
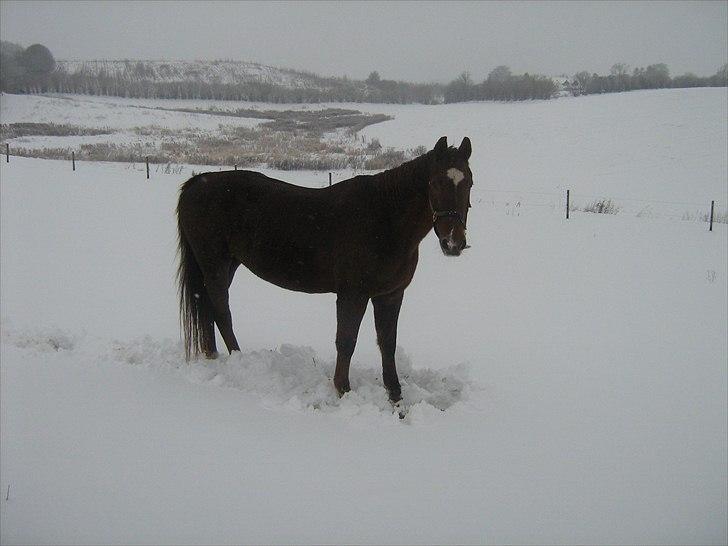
[459,137,472,160]
[433,136,448,158]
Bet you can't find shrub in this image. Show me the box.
[582,199,621,214]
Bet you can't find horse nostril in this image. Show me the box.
[440,238,448,247]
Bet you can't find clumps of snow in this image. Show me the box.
[3,327,76,353]
[108,335,472,418]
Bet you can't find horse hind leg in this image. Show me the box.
[203,260,241,354]
[200,298,218,359]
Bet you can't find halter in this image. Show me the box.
[432,210,465,238]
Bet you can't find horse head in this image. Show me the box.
[427,136,473,256]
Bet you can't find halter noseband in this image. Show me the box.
[432,210,465,238]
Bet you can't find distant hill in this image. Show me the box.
[56,59,325,89]
[45,59,444,104]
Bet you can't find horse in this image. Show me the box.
[176,135,473,402]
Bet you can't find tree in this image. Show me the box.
[366,71,381,85]
[643,63,670,88]
[444,72,474,103]
[573,71,592,92]
[487,65,512,82]
[0,41,26,92]
[19,43,55,75]
[610,63,630,77]
[712,64,728,86]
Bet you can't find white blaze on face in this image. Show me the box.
[447,168,465,187]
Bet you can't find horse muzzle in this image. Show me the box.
[439,236,466,256]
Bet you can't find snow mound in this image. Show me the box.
[3,327,77,353]
[109,336,473,418]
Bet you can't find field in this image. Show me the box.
[1,88,726,545]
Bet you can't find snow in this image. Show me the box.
[1,88,727,544]
[0,93,265,131]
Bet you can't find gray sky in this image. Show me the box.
[1,0,726,81]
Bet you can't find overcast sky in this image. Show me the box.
[1,1,726,81]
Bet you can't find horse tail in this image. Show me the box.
[177,194,215,360]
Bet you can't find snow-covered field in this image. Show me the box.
[1,89,726,544]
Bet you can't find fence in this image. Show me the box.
[2,145,724,231]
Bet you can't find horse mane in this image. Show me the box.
[370,145,460,203]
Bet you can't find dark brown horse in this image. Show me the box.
[177,136,473,402]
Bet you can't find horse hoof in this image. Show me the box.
[335,383,351,398]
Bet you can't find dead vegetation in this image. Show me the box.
[5,110,423,171]
[0,122,114,139]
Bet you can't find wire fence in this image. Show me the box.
[3,144,725,230]
[471,187,724,228]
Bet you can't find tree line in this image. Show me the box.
[1,41,726,104]
[444,66,557,102]
[0,42,444,104]
[444,63,727,103]
[569,63,727,95]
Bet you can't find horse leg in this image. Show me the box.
[333,293,369,396]
[372,289,405,402]
[203,260,241,354]
[202,262,240,359]
[202,319,218,359]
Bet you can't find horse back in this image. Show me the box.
[178,170,419,296]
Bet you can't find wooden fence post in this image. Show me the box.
[329,172,332,187]
[709,200,715,232]
[146,156,150,179]
[5,143,8,163]
[234,164,237,170]
[566,189,570,219]
[72,151,75,171]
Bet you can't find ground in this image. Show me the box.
[0,88,726,544]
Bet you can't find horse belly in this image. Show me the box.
[235,244,335,294]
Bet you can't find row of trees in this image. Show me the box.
[2,42,726,104]
[444,63,728,103]
[41,70,443,103]
[0,42,443,103]
[444,66,557,102]
[571,63,728,95]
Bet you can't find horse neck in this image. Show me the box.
[372,154,433,247]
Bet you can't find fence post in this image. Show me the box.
[234,164,237,170]
[709,200,715,231]
[72,151,75,171]
[329,172,332,187]
[5,143,8,163]
[146,156,149,180]
[566,189,570,219]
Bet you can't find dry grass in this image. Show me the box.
[682,209,728,224]
[581,199,621,214]
[7,124,422,171]
[2,108,421,171]
[0,123,114,139]
[154,106,392,134]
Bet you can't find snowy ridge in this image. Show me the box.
[56,59,322,89]
[3,328,473,419]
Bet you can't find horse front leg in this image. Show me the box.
[372,289,405,402]
[333,293,369,396]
